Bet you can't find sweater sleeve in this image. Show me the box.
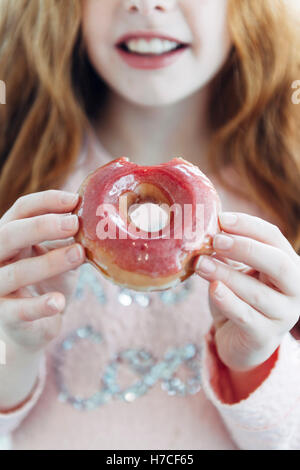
[201,330,300,450]
[0,354,46,439]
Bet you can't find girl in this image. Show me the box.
[0,0,300,450]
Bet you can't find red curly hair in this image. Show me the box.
[0,0,299,250]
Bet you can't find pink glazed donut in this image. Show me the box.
[74,157,221,292]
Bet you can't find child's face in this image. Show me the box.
[82,0,232,106]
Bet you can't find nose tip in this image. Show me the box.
[125,0,174,14]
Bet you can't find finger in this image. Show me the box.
[195,256,287,320]
[209,281,269,332]
[32,237,76,257]
[0,214,79,262]
[212,254,255,275]
[11,314,63,351]
[212,233,299,295]
[38,238,76,251]
[207,281,227,330]
[0,190,79,225]
[219,212,296,259]
[0,243,85,297]
[0,293,66,326]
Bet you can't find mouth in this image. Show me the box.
[117,38,188,56]
[115,33,190,69]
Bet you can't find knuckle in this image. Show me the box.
[288,311,299,331]
[17,304,30,322]
[0,224,9,246]
[44,249,60,274]
[276,252,290,279]
[271,223,282,238]
[250,216,264,232]
[251,289,268,311]
[42,190,56,203]
[237,311,248,326]
[287,298,300,328]
[294,253,300,267]
[253,216,263,228]
[292,310,300,328]
[43,253,55,275]
[36,191,46,207]
[244,238,254,259]
[12,195,28,217]
[241,305,255,326]
[228,302,250,327]
[222,268,232,285]
[34,215,46,234]
[34,214,56,236]
[7,264,20,290]
[221,265,235,286]
[46,189,60,199]
[43,190,61,206]
[32,190,56,211]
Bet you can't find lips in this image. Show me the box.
[115,31,190,70]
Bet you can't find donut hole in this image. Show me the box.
[129,203,169,232]
[119,183,171,233]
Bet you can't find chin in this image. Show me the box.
[114,84,204,108]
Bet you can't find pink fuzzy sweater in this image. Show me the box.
[0,128,300,450]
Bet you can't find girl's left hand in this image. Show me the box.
[194,212,300,372]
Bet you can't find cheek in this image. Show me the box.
[183,0,231,56]
[81,0,114,49]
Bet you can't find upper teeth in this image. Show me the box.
[126,38,179,55]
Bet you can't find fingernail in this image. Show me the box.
[219,213,238,226]
[214,234,234,250]
[214,282,226,300]
[46,295,65,313]
[66,245,83,264]
[61,192,78,205]
[196,256,216,274]
[60,215,78,231]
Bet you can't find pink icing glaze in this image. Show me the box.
[77,157,221,278]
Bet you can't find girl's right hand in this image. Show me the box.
[0,190,85,354]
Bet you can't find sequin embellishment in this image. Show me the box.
[55,326,203,411]
[57,265,200,410]
[75,264,106,303]
[74,263,195,308]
